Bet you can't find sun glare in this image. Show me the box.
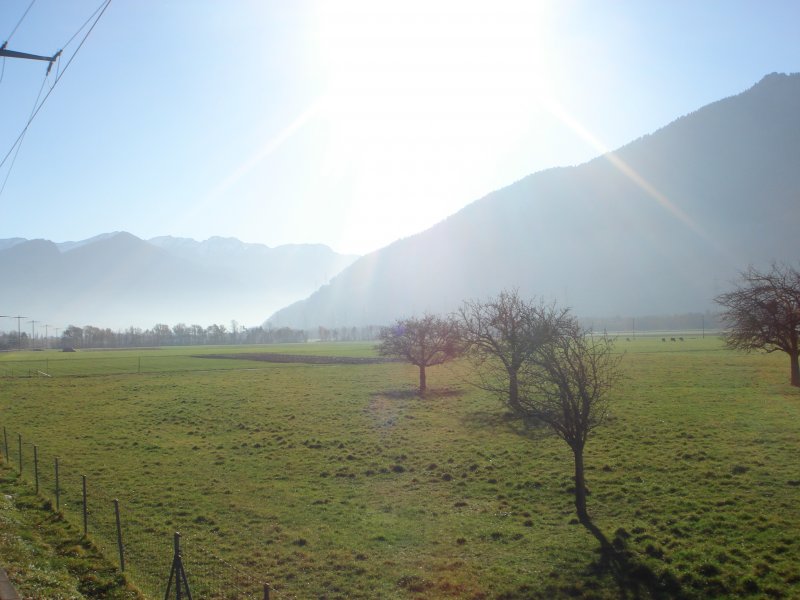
[541,97,720,251]
[313,0,558,250]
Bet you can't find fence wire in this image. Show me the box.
[0,354,276,378]
[0,424,274,600]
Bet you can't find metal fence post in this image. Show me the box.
[264,583,270,600]
[3,427,8,465]
[114,499,125,572]
[82,475,88,536]
[34,445,39,494]
[165,532,192,600]
[17,433,22,474]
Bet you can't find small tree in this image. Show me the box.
[715,263,800,387]
[518,318,621,524]
[377,314,462,395]
[459,289,570,412]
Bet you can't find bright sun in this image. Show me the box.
[312,0,558,250]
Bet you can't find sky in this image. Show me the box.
[1,0,798,256]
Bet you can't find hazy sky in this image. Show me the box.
[1,1,798,255]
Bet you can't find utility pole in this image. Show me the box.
[11,316,27,350]
[28,320,39,349]
[43,324,50,349]
[0,316,9,347]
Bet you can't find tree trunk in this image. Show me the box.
[508,370,520,411]
[791,351,800,387]
[419,365,427,395]
[572,445,589,524]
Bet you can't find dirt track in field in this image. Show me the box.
[193,352,401,365]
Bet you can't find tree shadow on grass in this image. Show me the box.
[461,408,549,437]
[494,525,686,600]
[582,519,686,599]
[378,387,466,400]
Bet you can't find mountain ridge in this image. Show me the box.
[0,232,358,328]
[267,72,800,328]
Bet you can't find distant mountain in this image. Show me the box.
[0,238,25,251]
[268,73,800,328]
[0,233,357,328]
[56,232,123,253]
[148,236,346,291]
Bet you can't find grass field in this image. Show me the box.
[0,342,377,377]
[0,337,798,598]
[0,468,140,599]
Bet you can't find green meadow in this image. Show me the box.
[0,338,798,599]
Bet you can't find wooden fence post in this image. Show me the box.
[82,475,88,537]
[34,445,39,494]
[114,499,125,572]
[54,457,60,511]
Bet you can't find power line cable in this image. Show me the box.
[61,0,109,52]
[0,72,48,195]
[4,0,37,44]
[1,0,38,87]
[0,0,112,183]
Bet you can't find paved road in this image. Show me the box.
[0,569,19,600]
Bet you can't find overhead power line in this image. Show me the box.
[1,0,38,86]
[4,0,38,45]
[0,73,48,195]
[0,0,112,192]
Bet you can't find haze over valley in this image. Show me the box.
[2,74,799,334]
[269,73,800,329]
[3,4,800,599]
[0,233,356,328]
[1,3,799,334]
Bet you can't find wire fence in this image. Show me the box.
[0,425,274,600]
[0,354,274,378]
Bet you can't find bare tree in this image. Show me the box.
[715,263,800,387]
[459,289,570,412]
[518,318,621,524]
[377,314,462,395]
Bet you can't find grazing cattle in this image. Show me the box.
[670,337,676,342]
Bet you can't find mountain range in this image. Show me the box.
[267,72,800,329]
[0,233,356,328]
[3,73,798,333]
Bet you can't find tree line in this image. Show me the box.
[64,323,309,348]
[0,323,388,351]
[0,322,308,350]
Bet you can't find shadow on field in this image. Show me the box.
[460,408,685,599]
[380,387,465,400]
[583,520,686,599]
[461,409,548,436]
